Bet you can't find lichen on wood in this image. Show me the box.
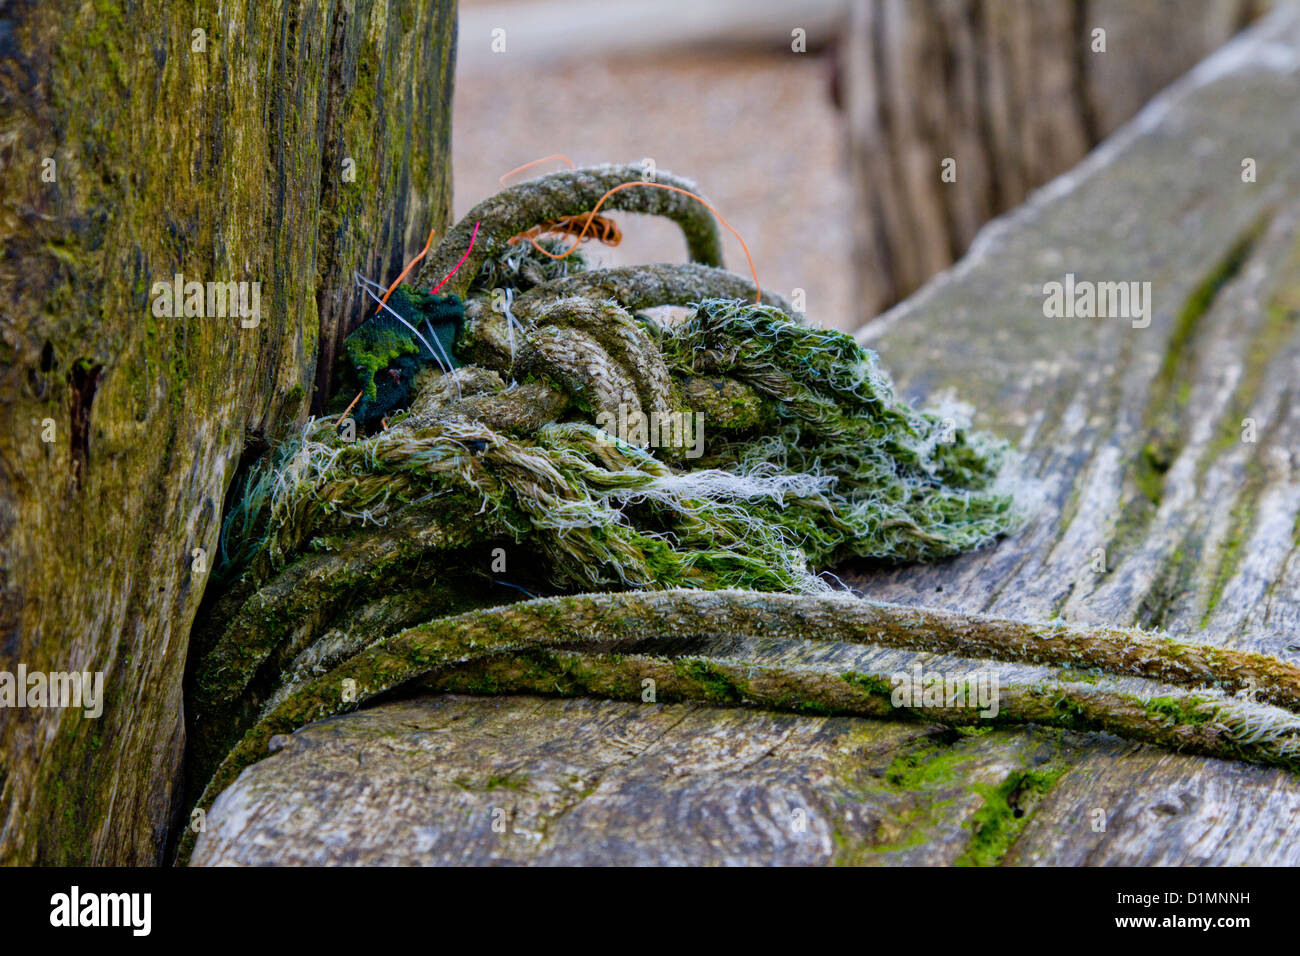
[179,586,1300,863]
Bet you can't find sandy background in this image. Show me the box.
[451,1,856,329]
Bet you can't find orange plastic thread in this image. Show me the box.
[374,217,482,313]
[430,221,481,294]
[523,181,762,304]
[374,150,576,312]
[509,213,623,250]
[375,227,436,313]
[499,153,576,188]
[340,389,363,422]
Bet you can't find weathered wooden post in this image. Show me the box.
[0,0,457,865]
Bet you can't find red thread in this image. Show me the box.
[431,221,481,294]
[499,154,576,188]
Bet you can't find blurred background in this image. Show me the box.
[452,0,1264,331]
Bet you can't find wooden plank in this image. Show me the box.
[192,693,1075,866]
[846,6,1300,863]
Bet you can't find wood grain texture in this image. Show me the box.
[192,693,1081,867]
[847,4,1300,863]
[0,0,455,864]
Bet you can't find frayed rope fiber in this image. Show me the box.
[217,169,1027,593]
[191,162,1026,798]
[176,165,1300,862]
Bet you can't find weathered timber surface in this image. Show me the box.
[0,0,455,865]
[191,635,1271,866]
[193,8,1300,865]
[849,3,1300,864]
[843,0,1261,322]
[190,694,1081,867]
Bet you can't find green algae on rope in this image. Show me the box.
[218,165,1026,599]
[188,163,1033,856]
[228,299,1025,590]
[421,648,1300,773]
[175,588,1300,864]
[415,164,726,300]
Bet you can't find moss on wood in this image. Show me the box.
[0,0,457,865]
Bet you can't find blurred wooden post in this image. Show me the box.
[843,0,1260,323]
